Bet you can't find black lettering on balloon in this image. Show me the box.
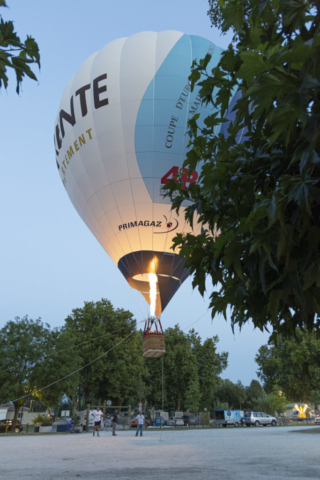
[60,96,76,138]
[55,125,62,150]
[54,134,60,155]
[75,84,91,117]
[93,74,108,109]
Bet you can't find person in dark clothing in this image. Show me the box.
[111,409,118,436]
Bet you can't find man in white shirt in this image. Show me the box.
[135,410,145,437]
[91,407,104,436]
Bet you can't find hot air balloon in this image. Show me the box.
[54,31,238,356]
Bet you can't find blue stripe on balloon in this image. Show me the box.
[135,34,228,204]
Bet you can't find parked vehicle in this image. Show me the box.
[244,412,277,427]
[150,416,166,426]
[215,410,244,427]
[314,416,320,425]
[182,415,197,426]
[166,417,184,427]
[77,410,95,429]
[0,419,23,433]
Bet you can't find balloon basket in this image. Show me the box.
[143,317,165,358]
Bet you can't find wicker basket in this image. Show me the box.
[143,333,165,357]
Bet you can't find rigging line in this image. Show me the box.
[0,319,145,374]
[11,329,136,404]
[182,309,210,332]
[159,354,164,443]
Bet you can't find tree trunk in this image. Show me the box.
[84,388,90,407]
[11,403,21,433]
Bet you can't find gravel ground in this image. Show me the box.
[0,426,319,480]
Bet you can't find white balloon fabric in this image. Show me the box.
[54,31,231,316]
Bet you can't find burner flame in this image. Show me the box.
[149,273,157,317]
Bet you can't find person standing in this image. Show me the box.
[91,407,104,437]
[135,410,145,437]
[111,409,118,436]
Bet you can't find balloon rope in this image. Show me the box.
[159,355,164,442]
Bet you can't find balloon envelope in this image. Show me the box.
[54,31,235,316]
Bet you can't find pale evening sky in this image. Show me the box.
[1,0,268,386]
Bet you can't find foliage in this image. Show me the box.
[73,414,81,424]
[184,376,202,411]
[268,385,288,414]
[255,329,320,401]
[166,0,320,338]
[308,389,320,410]
[0,1,40,93]
[63,298,147,407]
[145,325,228,411]
[213,400,230,411]
[32,414,52,425]
[0,316,79,431]
[187,329,228,410]
[216,379,247,409]
[244,379,267,410]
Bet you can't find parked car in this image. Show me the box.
[166,417,184,427]
[182,415,197,426]
[314,416,320,425]
[244,412,277,427]
[149,416,166,426]
[0,419,23,433]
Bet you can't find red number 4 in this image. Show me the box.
[161,166,198,190]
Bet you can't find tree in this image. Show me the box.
[216,379,247,409]
[0,1,40,93]
[63,298,147,408]
[146,325,199,411]
[244,380,267,410]
[0,316,79,431]
[145,325,228,412]
[187,330,228,410]
[255,329,320,401]
[268,385,288,415]
[308,390,320,411]
[166,0,320,338]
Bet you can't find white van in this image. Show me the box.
[77,410,95,429]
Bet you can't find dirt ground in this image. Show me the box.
[1,426,319,479]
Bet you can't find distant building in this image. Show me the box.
[0,403,50,424]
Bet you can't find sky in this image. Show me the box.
[0,0,268,386]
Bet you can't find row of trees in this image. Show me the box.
[0,299,228,429]
[1,299,320,432]
[214,379,289,416]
